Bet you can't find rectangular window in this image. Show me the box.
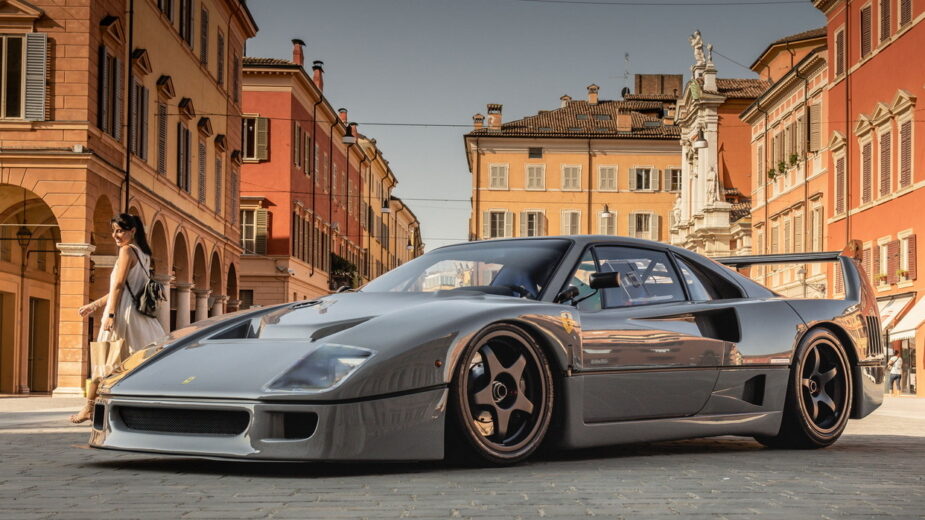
[199,7,209,64]
[528,147,542,159]
[835,29,845,76]
[158,0,174,21]
[242,116,268,160]
[216,32,225,86]
[304,133,311,174]
[599,166,616,191]
[794,213,804,253]
[633,168,653,191]
[879,243,889,282]
[198,140,207,203]
[668,168,682,192]
[599,212,615,235]
[900,236,910,275]
[771,223,780,254]
[214,156,222,214]
[489,164,508,189]
[521,211,544,237]
[900,119,912,188]
[594,246,686,308]
[880,0,891,41]
[783,218,792,254]
[900,0,912,26]
[232,54,240,104]
[562,166,581,190]
[880,130,892,196]
[835,156,846,214]
[811,207,823,252]
[240,209,255,253]
[177,122,191,192]
[860,6,872,57]
[98,46,121,138]
[156,102,167,174]
[129,78,149,159]
[179,0,194,47]
[526,164,545,190]
[862,141,872,203]
[561,211,580,235]
[293,122,301,167]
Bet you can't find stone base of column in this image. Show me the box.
[52,386,86,397]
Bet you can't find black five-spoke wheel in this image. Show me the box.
[756,328,853,449]
[449,324,554,465]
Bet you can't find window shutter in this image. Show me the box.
[909,235,917,280]
[835,31,845,75]
[835,156,846,214]
[628,168,637,191]
[113,57,122,141]
[539,213,547,235]
[901,0,912,25]
[215,157,222,214]
[628,213,636,237]
[900,120,912,187]
[652,169,660,191]
[129,80,138,154]
[198,141,206,203]
[216,32,225,85]
[255,117,269,160]
[650,214,659,241]
[292,121,298,165]
[199,8,209,64]
[794,214,803,253]
[230,169,238,225]
[880,0,890,42]
[862,142,872,203]
[140,86,149,159]
[880,131,891,196]
[255,208,268,254]
[862,248,872,280]
[98,47,108,131]
[157,103,167,174]
[520,211,527,237]
[560,211,569,235]
[504,211,513,238]
[24,33,47,121]
[481,211,490,239]
[874,244,881,279]
[177,123,185,187]
[888,240,900,284]
[796,116,805,155]
[861,6,872,57]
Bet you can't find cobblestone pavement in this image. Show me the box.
[1,396,923,519]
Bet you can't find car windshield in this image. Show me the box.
[361,239,572,300]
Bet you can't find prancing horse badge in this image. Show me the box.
[560,311,576,334]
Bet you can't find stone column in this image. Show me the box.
[174,283,193,329]
[53,243,95,397]
[210,295,227,317]
[153,274,173,332]
[226,299,241,313]
[193,289,211,323]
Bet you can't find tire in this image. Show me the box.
[446,324,554,465]
[756,328,853,449]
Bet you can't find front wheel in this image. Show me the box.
[756,328,853,449]
[447,324,554,465]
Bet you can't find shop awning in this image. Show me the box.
[891,297,925,341]
[878,294,915,331]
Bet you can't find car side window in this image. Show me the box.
[675,256,713,301]
[567,249,602,311]
[593,246,686,308]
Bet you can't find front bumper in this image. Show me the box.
[89,387,448,461]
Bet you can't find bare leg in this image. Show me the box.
[68,379,99,424]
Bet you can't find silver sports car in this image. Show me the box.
[90,236,885,465]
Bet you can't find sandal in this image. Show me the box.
[68,400,94,424]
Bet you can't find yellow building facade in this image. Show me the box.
[465,83,682,242]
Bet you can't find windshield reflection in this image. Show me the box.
[361,239,572,300]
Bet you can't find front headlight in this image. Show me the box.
[266,344,373,391]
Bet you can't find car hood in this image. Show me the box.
[108,291,531,400]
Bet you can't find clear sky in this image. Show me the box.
[245,0,826,251]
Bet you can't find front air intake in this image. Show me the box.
[117,406,250,436]
[865,316,884,357]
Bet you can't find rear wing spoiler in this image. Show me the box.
[713,247,866,302]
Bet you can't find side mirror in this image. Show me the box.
[554,286,579,304]
[589,272,620,290]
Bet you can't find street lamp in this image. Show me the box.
[16,225,32,248]
[342,122,357,145]
[692,128,708,149]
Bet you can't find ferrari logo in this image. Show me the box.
[181,376,196,384]
[560,311,577,334]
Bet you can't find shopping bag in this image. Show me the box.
[90,336,126,380]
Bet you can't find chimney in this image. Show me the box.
[312,60,324,90]
[338,108,348,123]
[486,104,502,131]
[560,94,572,108]
[616,111,632,132]
[587,84,599,105]
[472,113,485,130]
[291,39,305,67]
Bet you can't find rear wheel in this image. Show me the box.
[447,324,554,465]
[756,328,852,449]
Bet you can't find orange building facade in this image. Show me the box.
[465,79,683,244]
[240,43,421,309]
[814,0,925,395]
[0,0,257,395]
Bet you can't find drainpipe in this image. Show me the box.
[754,100,770,259]
[309,97,323,277]
[124,0,135,212]
[473,138,481,241]
[587,138,593,234]
[845,0,852,247]
[328,118,339,288]
[794,62,810,255]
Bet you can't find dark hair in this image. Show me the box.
[111,213,152,257]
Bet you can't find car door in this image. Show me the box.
[571,245,736,422]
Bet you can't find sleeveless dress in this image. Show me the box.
[99,244,167,353]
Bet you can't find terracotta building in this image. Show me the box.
[814,0,924,395]
[741,28,829,298]
[0,0,257,395]
[465,77,682,243]
[239,42,421,308]
[671,31,770,256]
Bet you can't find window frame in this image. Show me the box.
[561,165,582,191]
[488,163,509,190]
[576,244,690,309]
[525,163,545,190]
[598,165,617,191]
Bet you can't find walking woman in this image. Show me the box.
[69,214,166,423]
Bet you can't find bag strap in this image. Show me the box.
[124,246,150,302]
